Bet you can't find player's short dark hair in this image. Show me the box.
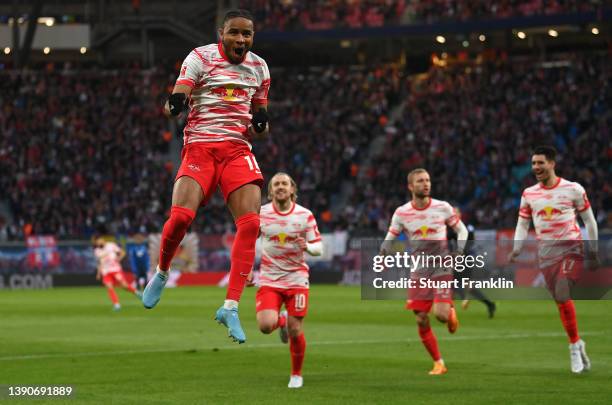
[532,145,557,162]
[222,9,254,28]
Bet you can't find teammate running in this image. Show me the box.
[509,145,598,373]
[142,9,271,344]
[381,168,468,375]
[254,173,322,388]
[94,238,141,311]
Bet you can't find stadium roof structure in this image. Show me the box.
[0,2,608,68]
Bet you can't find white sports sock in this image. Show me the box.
[156,266,169,280]
[223,299,238,310]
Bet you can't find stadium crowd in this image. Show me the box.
[347,53,611,232]
[0,52,609,241]
[239,0,602,31]
[0,65,175,240]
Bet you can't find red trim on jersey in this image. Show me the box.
[388,229,400,236]
[540,177,561,190]
[448,216,460,227]
[411,198,432,211]
[176,79,195,88]
[208,107,250,116]
[252,98,268,104]
[273,202,296,216]
[192,48,210,67]
[217,41,247,65]
[308,238,322,243]
[576,201,591,213]
[241,59,263,67]
[187,117,211,125]
[519,213,531,219]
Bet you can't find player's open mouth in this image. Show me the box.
[234,47,245,56]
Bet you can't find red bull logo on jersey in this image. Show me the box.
[268,232,297,246]
[210,85,249,101]
[536,206,562,220]
[413,225,437,238]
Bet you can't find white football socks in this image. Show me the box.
[223,299,238,310]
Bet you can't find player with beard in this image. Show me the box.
[509,146,599,373]
[142,9,271,344]
[253,173,322,388]
[381,168,468,375]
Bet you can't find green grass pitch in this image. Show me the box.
[1,285,611,404]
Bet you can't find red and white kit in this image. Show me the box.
[387,198,460,311]
[177,43,270,146]
[256,202,321,317]
[519,177,590,284]
[388,198,459,258]
[95,242,126,285]
[174,43,270,202]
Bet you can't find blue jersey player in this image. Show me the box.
[127,233,150,291]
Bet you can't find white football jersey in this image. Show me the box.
[176,43,270,147]
[387,198,459,276]
[519,177,590,265]
[94,242,123,275]
[258,202,321,289]
[388,198,459,243]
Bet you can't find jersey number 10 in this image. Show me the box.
[294,293,306,311]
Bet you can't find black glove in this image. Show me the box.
[168,93,187,116]
[251,109,269,133]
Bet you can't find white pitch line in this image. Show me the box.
[0,331,604,362]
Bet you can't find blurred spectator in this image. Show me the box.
[0,64,175,240]
[240,0,602,31]
[0,53,608,240]
[348,53,611,232]
[241,0,405,30]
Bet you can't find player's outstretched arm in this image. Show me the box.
[579,207,599,268]
[380,210,402,255]
[508,217,530,262]
[118,247,126,262]
[379,231,397,256]
[452,221,469,254]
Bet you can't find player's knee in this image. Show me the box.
[235,213,260,235]
[287,317,303,337]
[167,206,195,233]
[415,312,429,327]
[258,322,276,334]
[435,312,449,323]
[288,324,302,337]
